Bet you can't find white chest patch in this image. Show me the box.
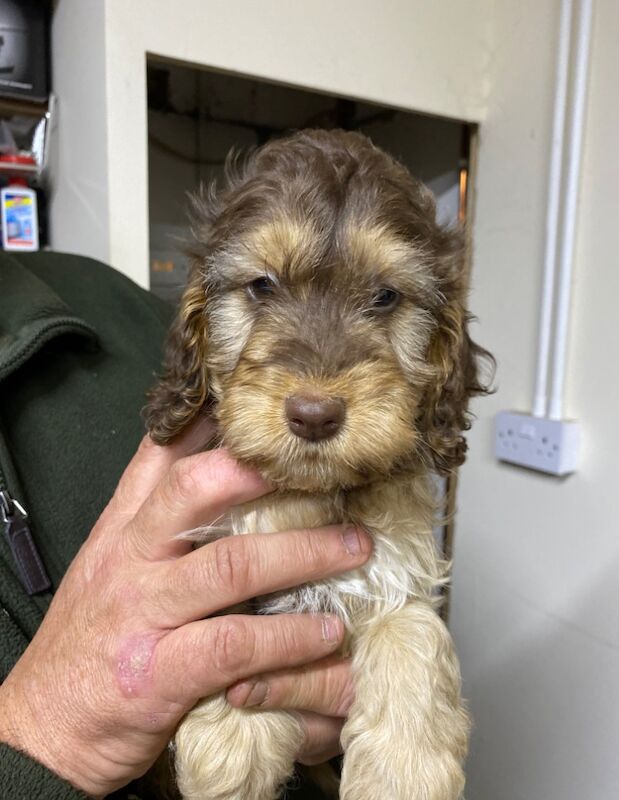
[222,485,444,628]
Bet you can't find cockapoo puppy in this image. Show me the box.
[146,128,492,800]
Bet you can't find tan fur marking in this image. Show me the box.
[217,360,418,492]
[247,217,326,281]
[340,223,436,299]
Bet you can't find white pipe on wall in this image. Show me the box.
[549,0,594,421]
[533,0,574,418]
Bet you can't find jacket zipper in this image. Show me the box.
[0,315,94,598]
[0,463,51,596]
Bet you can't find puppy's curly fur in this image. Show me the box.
[145,129,492,800]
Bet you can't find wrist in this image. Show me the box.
[0,682,107,797]
[0,682,31,755]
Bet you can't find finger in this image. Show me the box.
[296,712,345,766]
[226,656,354,717]
[154,613,345,706]
[149,526,371,624]
[108,415,217,519]
[127,447,272,559]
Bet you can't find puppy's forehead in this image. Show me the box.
[338,223,436,299]
[243,213,429,286]
[247,217,327,279]
[339,222,421,270]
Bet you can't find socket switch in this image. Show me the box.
[495,411,580,476]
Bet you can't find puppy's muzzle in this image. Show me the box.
[285,395,346,442]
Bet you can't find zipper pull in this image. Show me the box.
[0,490,51,595]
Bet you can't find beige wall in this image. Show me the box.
[452,1,619,797]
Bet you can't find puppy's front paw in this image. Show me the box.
[339,728,465,800]
[339,603,469,800]
[175,694,303,800]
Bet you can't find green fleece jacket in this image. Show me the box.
[0,250,172,799]
[0,251,325,800]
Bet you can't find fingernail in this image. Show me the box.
[235,680,269,707]
[322,614,343,644]
[342,526,364,556]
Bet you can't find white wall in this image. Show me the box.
[52,0,491,286]
[451,1,619,798]
[49,0,110,263]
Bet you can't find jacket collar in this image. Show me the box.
[0,252,98,383]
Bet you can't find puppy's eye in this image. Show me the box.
[247,276,277,300]
[370,288,400,312]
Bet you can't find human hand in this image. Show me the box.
[0,419,371,797]
[227,654,354,765]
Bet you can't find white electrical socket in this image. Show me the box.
[495,411,580,476]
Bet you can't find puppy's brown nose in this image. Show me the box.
[285,395,345,441]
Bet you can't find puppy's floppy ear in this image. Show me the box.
[144,182,226,444]
[418,227,494,475]
[144,267,210,445]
